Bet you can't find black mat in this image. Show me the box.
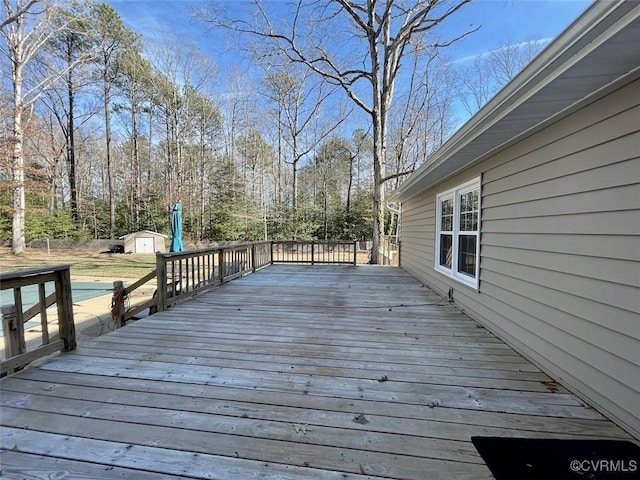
[471,437,640,480]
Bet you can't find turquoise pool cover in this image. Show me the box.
[0,281,112,336]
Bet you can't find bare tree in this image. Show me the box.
[115,46,153,227]
[389,51,455,187]
[313,136,351,239]
[43,1,94,223]
[148,37,217,207]
[185,86,222,240]
[26,110,64,211]
[489,37,545,86]
[89,1,138,238]
[344,128,371,216]
[220,68,253,185]
[1,0,88,253]
[201,0,475,262]
[1,0,36,29]
[263,67,346,210]
[456,54,493,116]
[456,36,545,115]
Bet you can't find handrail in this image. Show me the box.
[271,240,357,265]
[1,264,76,376]
[153,240,355,313]
[112,240,357,319]
[155,241,273,312]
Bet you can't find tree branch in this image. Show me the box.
[381,169,414,184]
[1,0,39,29]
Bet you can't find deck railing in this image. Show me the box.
[155,241,273,311]
[272,240,357,265]
[112,240,356,323]
[0,265,76,376]
[380,235,400,266]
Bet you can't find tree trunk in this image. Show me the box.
[323,189,328,240]
[12,64,26,254]
[371,118,384,265]
[67,66,78,223]
[199,120,206,240]
[173,107,183,200]
[165,117,172,203]
[292,160,298,210]
[292,135,299,210]
[277,109,283,205]
[131,101,140,227]
[147,106,153,182]
[104,75,115,238]
[369,34,384,264]
[346,153,354,215]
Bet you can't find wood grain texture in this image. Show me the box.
[0,265,633,479]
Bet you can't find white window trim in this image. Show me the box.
[434,176,481,290]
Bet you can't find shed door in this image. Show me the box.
[135,237,155,254]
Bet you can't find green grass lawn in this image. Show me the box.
[0,248,157,279]
[1,246,374,280]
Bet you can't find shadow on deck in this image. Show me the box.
[0,265,632,479]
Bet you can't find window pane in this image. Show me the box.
[440,234,452,269]
[459,189,479,232]
[442,198,453,215]
[463,192,470,210]
[441,198,453,231]
[458,235,477,277]
[460,212,470,231]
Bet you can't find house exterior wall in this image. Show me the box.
[399,77,640,438]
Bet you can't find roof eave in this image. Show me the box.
[392,0,640,202]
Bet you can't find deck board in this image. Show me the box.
[0,265,633,479]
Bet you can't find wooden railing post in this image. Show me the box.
[111,280,126,329]
[311,242,315,265]
[219,248,225,284]
[270,241,275,265]
[55,267,76,352]
[2,304,25,363]
[0,265,79,374]
[12,288,25,352]
[156,253,168,312]
[353,240,357,265]
[37,283,49,344]
[251,243,257,273]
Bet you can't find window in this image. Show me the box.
[435,177,480,288]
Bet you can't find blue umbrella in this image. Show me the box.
[170,202,184,252]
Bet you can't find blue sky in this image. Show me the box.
[97,0,594,164]
[447,0,592,61]
[103,0,593,131]
[105,0,592,68]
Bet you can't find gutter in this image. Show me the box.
[385,203,400,216]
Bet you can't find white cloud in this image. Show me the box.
[451,37,552,65]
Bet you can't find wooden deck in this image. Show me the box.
[0,265,633,479]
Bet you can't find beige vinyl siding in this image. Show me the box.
[481,232,640,261]
[401,194,435,275]
[399,77,640,438]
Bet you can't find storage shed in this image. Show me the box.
[392,1,640,439]
[119,230,167,254]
